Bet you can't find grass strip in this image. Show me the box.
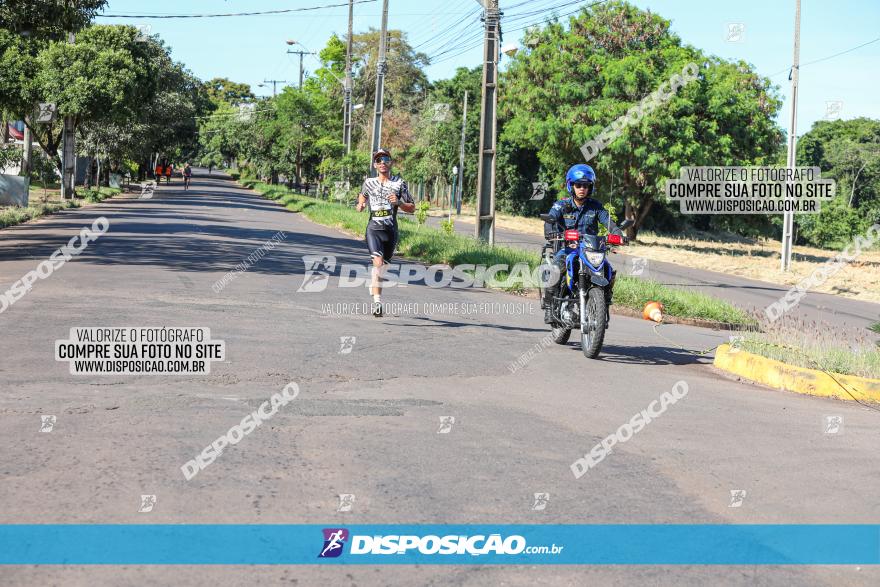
[247,180,754,325]
[1,199,81,228]
[1,186,121,229]
[737,326,880,379]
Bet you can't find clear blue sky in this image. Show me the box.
[97,0,880,135]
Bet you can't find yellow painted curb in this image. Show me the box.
[714,344,880,403]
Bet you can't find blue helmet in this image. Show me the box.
[565,164,596,195]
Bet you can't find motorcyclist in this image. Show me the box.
[543,164,625,323]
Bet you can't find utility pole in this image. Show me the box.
[61,30,76,199]
[456,91,468,215]
[262,79,287,97]
[781,0,801,272]
[343,0,354,155]
[369,0,390,177]
[286,49,310,88]
[21,117,32,178]
[474,0,499,243]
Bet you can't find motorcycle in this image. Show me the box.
[538,215,632,359]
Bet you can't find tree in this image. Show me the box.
[404,66,481,202]
[350,29,430,152]
[796,118,880,247]
[0,0,107,41]
[205,77,255,106]
[28,24,167,173]
[499,1,783,238]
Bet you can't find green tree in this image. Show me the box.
[796,118,880,247]
[350,29,430,153]
[205,77,256,106]
[404,66,481,202]
[499,1,783,238]
[0,0,107,40]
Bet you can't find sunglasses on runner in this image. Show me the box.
[375,156,392,164]
[572,181,593,189]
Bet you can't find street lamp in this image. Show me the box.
[501,43,518,57]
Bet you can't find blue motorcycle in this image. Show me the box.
[539,216,632,358]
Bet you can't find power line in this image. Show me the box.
[410,2,481,51]
[408,0,471,46]
[427,0,608,65]
[98,0,377,19]
[767,35,880,78]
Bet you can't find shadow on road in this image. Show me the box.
[591,343,710,366]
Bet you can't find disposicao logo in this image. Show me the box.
[318,528,349,558]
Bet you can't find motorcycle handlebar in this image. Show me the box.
[545,233,628,245]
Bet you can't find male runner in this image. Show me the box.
[183,162,192,190]
[355,149,415,317]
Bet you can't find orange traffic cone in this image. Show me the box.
[642,301,664,323]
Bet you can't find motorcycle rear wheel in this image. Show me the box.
[581,287,608,359]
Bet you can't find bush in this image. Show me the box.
[415,201,430,226]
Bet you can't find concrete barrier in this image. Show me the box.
[0,174,29,207]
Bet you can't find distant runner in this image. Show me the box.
[164,163,173,184]
[355,149,415,317]
[183,162,192,190]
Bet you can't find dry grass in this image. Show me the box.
[431,208,880,303]
[28,182,63,204]
[738,315,880,379]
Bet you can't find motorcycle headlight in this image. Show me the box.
[585,251,605,267]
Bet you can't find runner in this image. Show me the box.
[155,161,164,182]
[164,163,173,184]
[355,149,416,317]
[183,162,192,190]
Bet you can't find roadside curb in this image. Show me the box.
[713,344,880,403]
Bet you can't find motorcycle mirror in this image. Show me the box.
[618,219,634,229]
[539,214,553,223]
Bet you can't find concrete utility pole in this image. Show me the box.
[369,0,390,177]
[343,0,354,154]
[781,0,801,272]
[262,79,287,97]
[456,90,468,215]
[474,0,499,243]
[21,117,32,178]
[61,31,76,199]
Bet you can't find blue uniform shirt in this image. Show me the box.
[547,197,610,235]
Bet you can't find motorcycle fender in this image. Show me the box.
[590,275,609,287]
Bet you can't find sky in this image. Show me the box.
[96,0,880,135]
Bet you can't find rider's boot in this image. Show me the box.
[604,270,616,327]
[544,259,565,324]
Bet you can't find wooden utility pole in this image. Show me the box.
[474,0,499,243]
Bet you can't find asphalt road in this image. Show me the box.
[425,215,880,333]
[1,173,878,586]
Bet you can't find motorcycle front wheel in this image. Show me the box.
[581,287,608,359]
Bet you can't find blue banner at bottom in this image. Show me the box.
[0,525,878,565]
